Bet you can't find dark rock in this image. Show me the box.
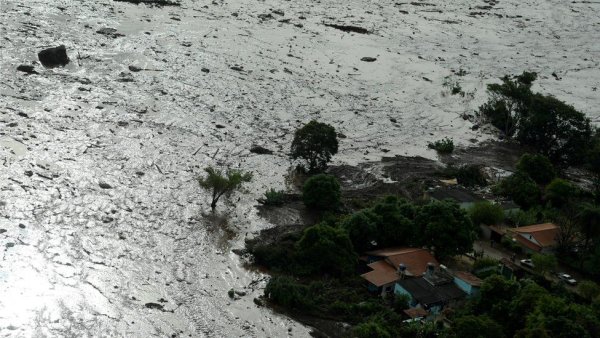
[38,45,69,68]
[144,302,164,310]
[422,76,432,82]
[361,57,377,62]
[114,0,180,6]
[17,65,38,74]
[250,146,273,155]
[128,65,142,72]
[0,229,6,234]
[6,243,15,248]
[17,112,29,118]
[24,170,33,177]
[201,67,210,73]
[215,124,226,129]
[272,9,284,16]
[117,72,134,82]
[324,23,369,34]
[18,224,25,229]
[97,28,124,38]
[552,72,561,80]
[253,297,265,307]
[230,66,244,71]
[257,13,274,21]
[471,124,480,130]
[390,118,397,123]
[99,182,112,189]
[117,121,129,127]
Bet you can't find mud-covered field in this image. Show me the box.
[1,0,599,336]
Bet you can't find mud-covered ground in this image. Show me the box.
[1,0,599,336]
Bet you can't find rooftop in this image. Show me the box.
[398,277,466,307]
[511,223,559,250]
[453,271,482,287]
[365,247,439,277]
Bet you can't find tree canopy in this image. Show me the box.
[295,223,357,276]
[302,174,341,211]
[291,120,339,173]
[197,167,252,210]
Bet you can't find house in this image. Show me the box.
[509,223,559,253]
[361,248,439,296]
[395,264,466,314]
[426,187,485,210]
[453,271,482,297]
[403,307,429,323]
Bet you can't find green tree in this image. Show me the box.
[517,94,593,165]
[578,280,600,302]
[495,172,541,209]
[469,201,504,226]
[264,276,312,310]
[295,223,357,276]
[197,167,252,210]
[544,178,578,208]
[524,296,592,338]
[415,200,476,259]
[516,153,556,185]
[531,253,557,277]
[576,203,600,253]
[507,281,549,334]
[452,315,505,338]
[302,174,341,211]
[339,210,378,253]
[291,120,339,173]
[476,275,520,317]
[370,196,417,248]
[479,72,536,137]
[353,321,392,338]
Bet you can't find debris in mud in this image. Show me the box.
[113,0,180,6]
[16,65,37,74]
[230,66,244,71]
[96,28,124,38]
[99,182,113,189]
[128,65,142,72]
[38,45,69,68]
[117,72,134,82]
[360,57,377,62]
[201,67,210,73]
[250,146,273,155]
[323,23,370,34]
[144,302,165,310]
[257,13,274,21]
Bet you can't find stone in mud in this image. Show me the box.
[250,146,273,155]
[38,45,69,68]
[201,67,210,73]
[128,65,142,72]
[361,57,377,62]
[99,182,113,189]
[114,0,180,6]
[96,28,124,38]
[324,23,369,34]
[0,229,6,234]
[253,297,265,307]
[16,65,37,74]
[144,302,164,310]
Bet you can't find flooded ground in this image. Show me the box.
[1,0,599,336]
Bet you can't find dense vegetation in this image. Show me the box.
[291,120,339,173]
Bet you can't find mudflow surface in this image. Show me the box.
[1,0,599,336]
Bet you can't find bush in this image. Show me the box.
[472,257,499,272]
[291,120,339,173]
[469,201,504,226]
[263,188,285,206]
[505,208,539,227]
[443,164,487,187]
[516,153,556,185]
[264,276,313,310]
[428,138,454,154]
[302,174,341,211]
[353,321,392,338]
[495,172,541,209]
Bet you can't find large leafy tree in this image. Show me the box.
[544,178,579,208]
[339,210,378,253]
[479,72,536,137]
[576,203,600,253]
[452,315,505,338]
[414,200,476,259]
[531,254,557,277]
[291,120,339,173]
[370,196,417,248]
[197,167,252,210]
[516,153,556,185]
[495,172,541,209]
[518,94,593,165]
[295,223,357,276]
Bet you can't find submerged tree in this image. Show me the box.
[291,120,339,173]
[197,167,252,210]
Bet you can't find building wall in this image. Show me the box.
[453,277,473,295]
[394,284,417,307]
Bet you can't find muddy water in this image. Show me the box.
[0,0,598,336]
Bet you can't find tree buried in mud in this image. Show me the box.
[291,121,338,173]
[197,167,252,210]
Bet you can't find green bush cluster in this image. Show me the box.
[469,201,504,226]
[442,164,487,187]
[263,188,285,206]
[302,174,341,211]
[427,137,455,154]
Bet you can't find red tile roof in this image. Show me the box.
[404,307,429,319]
[512,223,559,250]
[453,271,482,287]
[361,260,399,287]
[366,247,439,277]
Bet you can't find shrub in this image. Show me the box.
[264,276,313,310]
[353,320,392,338]
[302,174,341,211]
[506,208,539,227]
[198,167,252,210]
[442,164,487,187]
[428,137,454,154]
[263,188,285,206]
[472,257,499,272]
[495,172,541,209]
[291,120,339,173]
[516,153,556,185]
[469,201,504,226]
